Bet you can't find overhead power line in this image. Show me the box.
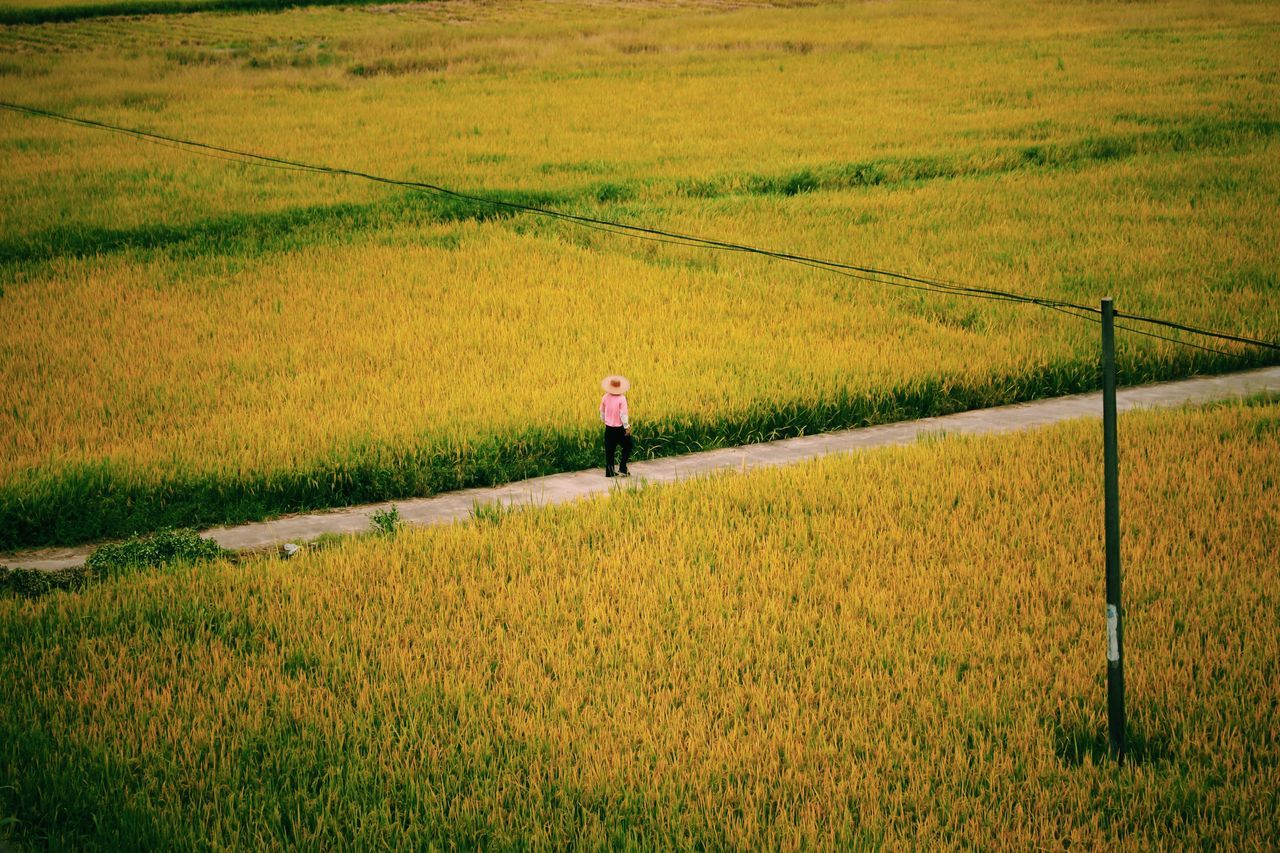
[2,100,1277,359]
[1,101,1076,311]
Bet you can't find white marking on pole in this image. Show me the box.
[1106,604,1120,662]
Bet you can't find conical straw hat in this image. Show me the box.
[601,375,631,395]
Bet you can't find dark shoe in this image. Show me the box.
[605,467,616,478]
[618,468,630,477]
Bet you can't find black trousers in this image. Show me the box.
[604,425,633,472]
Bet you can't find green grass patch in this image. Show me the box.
[675,118,1280,199]
[83,527,228,578]
[0,187,566,268]
[0,565,88,598]
[1,528,227,600]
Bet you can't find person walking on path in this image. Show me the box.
[600,375,634,478]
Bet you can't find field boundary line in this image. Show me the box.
[3,365,1277,572]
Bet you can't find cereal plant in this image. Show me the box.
[0,399,1275,847]
[0,0,1276,547]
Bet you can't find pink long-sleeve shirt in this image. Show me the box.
[600,394,629,429]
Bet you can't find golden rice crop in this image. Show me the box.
[1,0,1277,546]
[1,154,1276,535]
[2,0,1278,237]
[2,398,1276,847]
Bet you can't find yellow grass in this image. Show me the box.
[2,399,1277,846]
[3,1,1278,236]
[0,0,1277,544]
[3,154,1277,480]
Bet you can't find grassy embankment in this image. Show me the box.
[1,0,1278,548]
[2,398,1277,847]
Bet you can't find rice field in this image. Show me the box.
[1,0,1278,548]
[2,398,1276,847]
[2,0,1277,846]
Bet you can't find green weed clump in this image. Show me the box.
[1,527,225,599]
[369,505,401,536]
[83,528,227,578]
[0,565,87,598]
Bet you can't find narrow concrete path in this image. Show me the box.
[4,366,1278,572]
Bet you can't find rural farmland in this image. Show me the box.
[1,0,1278,847]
